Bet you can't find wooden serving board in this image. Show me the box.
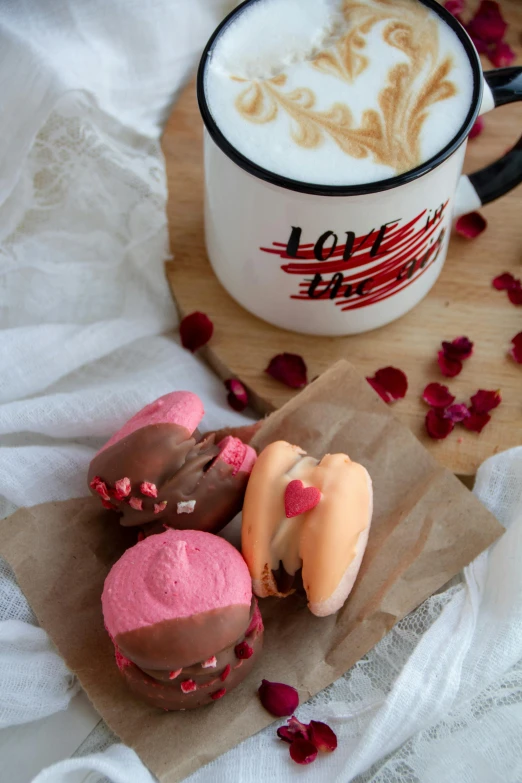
[164,2,522,476]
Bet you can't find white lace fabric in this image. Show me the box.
[0,2,521,782]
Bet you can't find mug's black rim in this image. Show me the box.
[197,0,483,197]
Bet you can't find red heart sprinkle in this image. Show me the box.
[284,480,322,519]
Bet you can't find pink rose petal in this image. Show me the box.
[509,332,522,364]
[489,41,516,68]
[444,403,471,423]
[462,411,492,433]
[289,739,318,765]
[456,212,487,239]
[422,382,456,409]
[265,353,308,389]
[179,312,214,352]
[437,351,463,378]
[224,378,249,412]
[470,389,502,414]
[469,116,485,140]
[258,679,299,717]
[426,409,455,440]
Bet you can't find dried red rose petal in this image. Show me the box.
[489,41,516,67]
[455,212,487,239]
[492,272,518,291]
[426,409,455,440]
[422,382,456,409]
[179,312,214,352]
[225,378,249,412]
[510,332,522,364]
[265,353,308,389]
[444,0,464,16]
[442,336,474,361]
[437,351,463,378]
[469,116,485,140]
[289,739,318,765]
[234,641,254,659]
[463,411,491,433]
[258,679,299,717]
[367,366,408,403]
[278,716,310,744]
[470,389,502,414]
[211,688,226,700]
[308,721,338,753]
[467,1,508,44]
[508,282,522,306]
[444,403,471,423]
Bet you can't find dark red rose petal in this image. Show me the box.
[308,721,338,753]
[367,366,408,403]
[426,409,455,440]
[180,312,214,352]
[470,389,502,415]
[258,679,299,717]
[265,353,308,389]
[277,726,297,744]
[510,332,522,364]
[469,116,485,140]
[277,716,310,744]
[224,378,249,412]
[468,1,508,44]
[366,377,392,403]
[234,641,254,660]
[492,272,518,291]
[289,739,318,765]
[437,351,463,378]
[444,0,465,16]
[489,41,516,68]
[442,336,474,361]
[462,411,492,433]
[455,212,487,239]
[444,403,471,423]
[507,282,522,306]
[422,382,456,409]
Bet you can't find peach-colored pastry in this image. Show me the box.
[241,441,373,617]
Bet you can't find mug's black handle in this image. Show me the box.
[467,68,522,205]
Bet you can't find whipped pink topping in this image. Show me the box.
[97,391,204,454]
[102,529,252,638]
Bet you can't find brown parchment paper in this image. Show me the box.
[0,360,503,782]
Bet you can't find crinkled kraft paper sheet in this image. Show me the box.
[0,361,503,782]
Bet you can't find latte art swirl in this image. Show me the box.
[205,0,474,186]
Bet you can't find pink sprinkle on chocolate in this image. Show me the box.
[234,641,254,660]
[179,311,214,353]
[225,378,249,412]
[258,679,299,717]
[425,409,455,440]
[128,497,143,511]
[265,353,308,389]
[211,688,226,700]
[284,479,321,519]
[101,498,117,511]
[169,669,182,680]
[367,366,408,403]
[422,382,456,409]
[180,680,197,694]
[509,332,522,364]
[154,501,168,514]
[113,477,131,500]
[202,656,217,669]
[308,720,338,752]
[140,482,158,498]
[289,739,318,765]
[444,403,471,424]
[455,212,487,239]
[90,476,110,502]
[220,664,231,682]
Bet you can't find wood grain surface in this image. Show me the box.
[164,0,522,476]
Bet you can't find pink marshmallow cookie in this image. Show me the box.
[103,529,252,638]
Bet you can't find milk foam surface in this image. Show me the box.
[204,0,475,186]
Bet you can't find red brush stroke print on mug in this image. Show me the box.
[260,203,449,311]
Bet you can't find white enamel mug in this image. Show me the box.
[198,0,522,336]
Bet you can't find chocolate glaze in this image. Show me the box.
[88,423,250,535]
[117,601,264,710]
[115,601,252,671]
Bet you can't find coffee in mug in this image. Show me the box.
[198,0,522,336]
